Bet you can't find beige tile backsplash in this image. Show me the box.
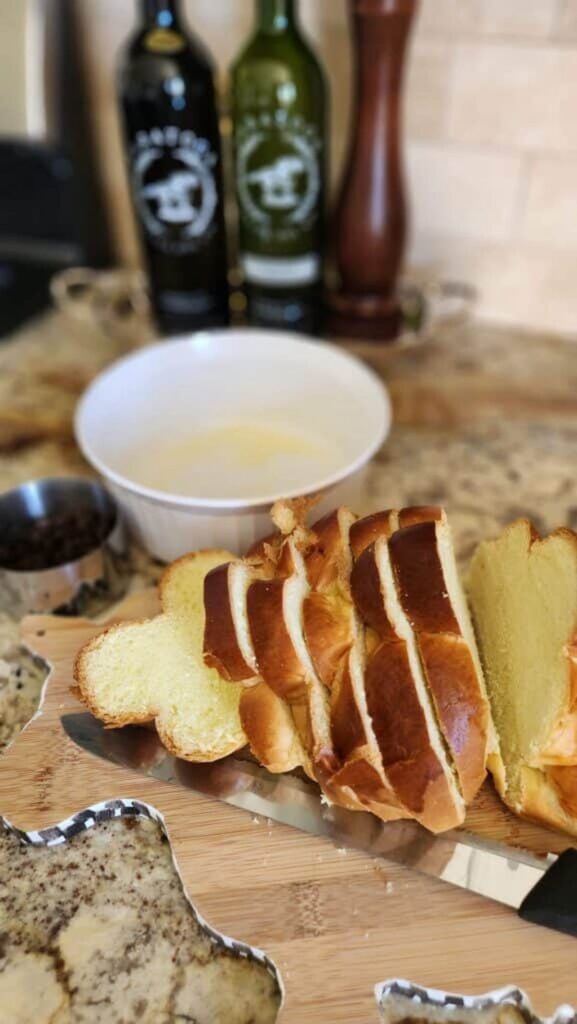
[407,142,523,243]
[0,4,29,135]
[521,157,577,249]
[448,45,577,152]
[75,0,577,336]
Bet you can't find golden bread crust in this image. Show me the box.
[390,521,489,803]
[365,639,464,831]
[203,562,255,682]
[329,655,404,812]
[389,520,460,634]
[246,577,308,703]
[349,510,395,560]
[351,546,396,639]
[397,505,443,529]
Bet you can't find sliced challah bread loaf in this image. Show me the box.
[76,550,246,762]
[201,502,468,826]
[468,518,577,833]
[77,499,492,832]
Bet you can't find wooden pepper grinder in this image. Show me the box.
[328,0,419,341]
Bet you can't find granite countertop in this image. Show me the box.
[1,307,577,1021]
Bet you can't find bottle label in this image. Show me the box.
[143,29,186,54]
[157,289,217,316]
[241,253,320,286]
[236,112,322,245]
[131,126,219,255]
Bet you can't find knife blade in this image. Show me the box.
[62,712,577,938]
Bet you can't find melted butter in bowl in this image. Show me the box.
[129,420,344,501]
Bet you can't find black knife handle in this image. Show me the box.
[519,848,577,937]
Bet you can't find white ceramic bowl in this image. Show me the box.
[75,329,391,562]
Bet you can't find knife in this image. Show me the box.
[62,712,577,939]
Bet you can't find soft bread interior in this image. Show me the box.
[436,517,487,708]
[239,682,305,773]
[375,537,465,820]
[436,517,499,779]
[303,508,358,690]
[468,520,577,796]
[281,562,335,767]
[77,550,246,761]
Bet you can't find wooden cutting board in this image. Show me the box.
[1,592,576,1023]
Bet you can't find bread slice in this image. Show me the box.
[303,508,405,817]
[268,507,407,812]
[468,518,577,831]
[302,507,357,690]
[239,682,305,774]
[328,643,408,819]
[388,516,491,803]
[242,509,401,812]
[303,505,450,819]
[246,535,338,777]
[329,506,455,822]
[304,508,402,815]
[351,538,466,831]
[76,550,246,762]
[203,556,313,775]
[244,505,392,806]
[349,510,397,560]
[203,560,272,683]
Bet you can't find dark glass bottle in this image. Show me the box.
[231,0,327,334]
[119,0,229,334]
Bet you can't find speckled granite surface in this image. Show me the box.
[0,816,278,1023]
[1,308,577,1020]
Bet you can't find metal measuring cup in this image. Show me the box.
[0,478,126,616]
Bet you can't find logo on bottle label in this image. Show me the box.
[236,112,322,244]
[143,28,186,55]
[132,126,219,254]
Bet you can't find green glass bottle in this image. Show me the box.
[231,0,327,334]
